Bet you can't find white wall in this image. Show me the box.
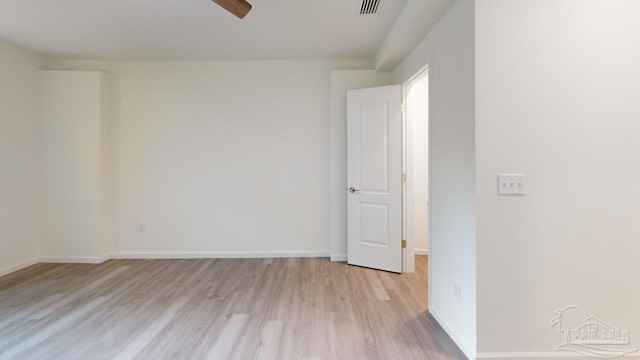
[46,60,370,258]
[41,71,112,262]
[329,70,393,260]
[393,0,476,358]
[407,73,429,254]
[0,39,44,276]
[475,0,640,358]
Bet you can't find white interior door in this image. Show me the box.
[347,85,402,273]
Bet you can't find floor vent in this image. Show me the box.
[360,0,381,15]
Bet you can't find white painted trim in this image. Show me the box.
[2,251,333,276]
[330,254,347,262]
[39,255,110,264]
[111,251,330,260]
[402,63,429,274]
[401,79,411,273]
[430,306,476,360]
[425,51,434,311]
[477,353,585,359]
[0,257,40,278]
[477,352,640,359]
[415,248,429,256]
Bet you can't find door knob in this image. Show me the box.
[349,187,360,193]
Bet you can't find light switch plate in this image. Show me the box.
[498,174,526,195]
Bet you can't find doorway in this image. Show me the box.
[344,68,430,276]
[402,66,429,274]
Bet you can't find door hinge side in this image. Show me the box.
[401,173,407,183]
[401,103,406,113]
[402,240,407,248]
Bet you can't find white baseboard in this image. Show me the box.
[429,306,476,360]
[330,254,347,262]
[0,257,40,278]
[415,248,429,256]
[111,250,330,260]
[477,352,640,359]
[2,251,331,277]
[39,255,111,264]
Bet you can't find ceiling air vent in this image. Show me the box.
[360,0,381,15]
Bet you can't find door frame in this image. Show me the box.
[401,64,431,277]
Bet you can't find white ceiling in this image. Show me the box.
[0,0,407,60]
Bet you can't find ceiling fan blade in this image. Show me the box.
[211,0,252,19]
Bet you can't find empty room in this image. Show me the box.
[0,1,638,359]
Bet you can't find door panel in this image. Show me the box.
[359,102,389,193]
[347,85,402,273]
[359,203,389,246]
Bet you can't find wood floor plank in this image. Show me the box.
[114,296,189,360]
[0,256,466,360]
[1,296,111,360]
[253,320,284,360]
[204,313,250,360]
[25,266,130,321]
[0,293,64,330]
[365,270,391,301]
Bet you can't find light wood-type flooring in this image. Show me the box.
[0,256,466,360]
